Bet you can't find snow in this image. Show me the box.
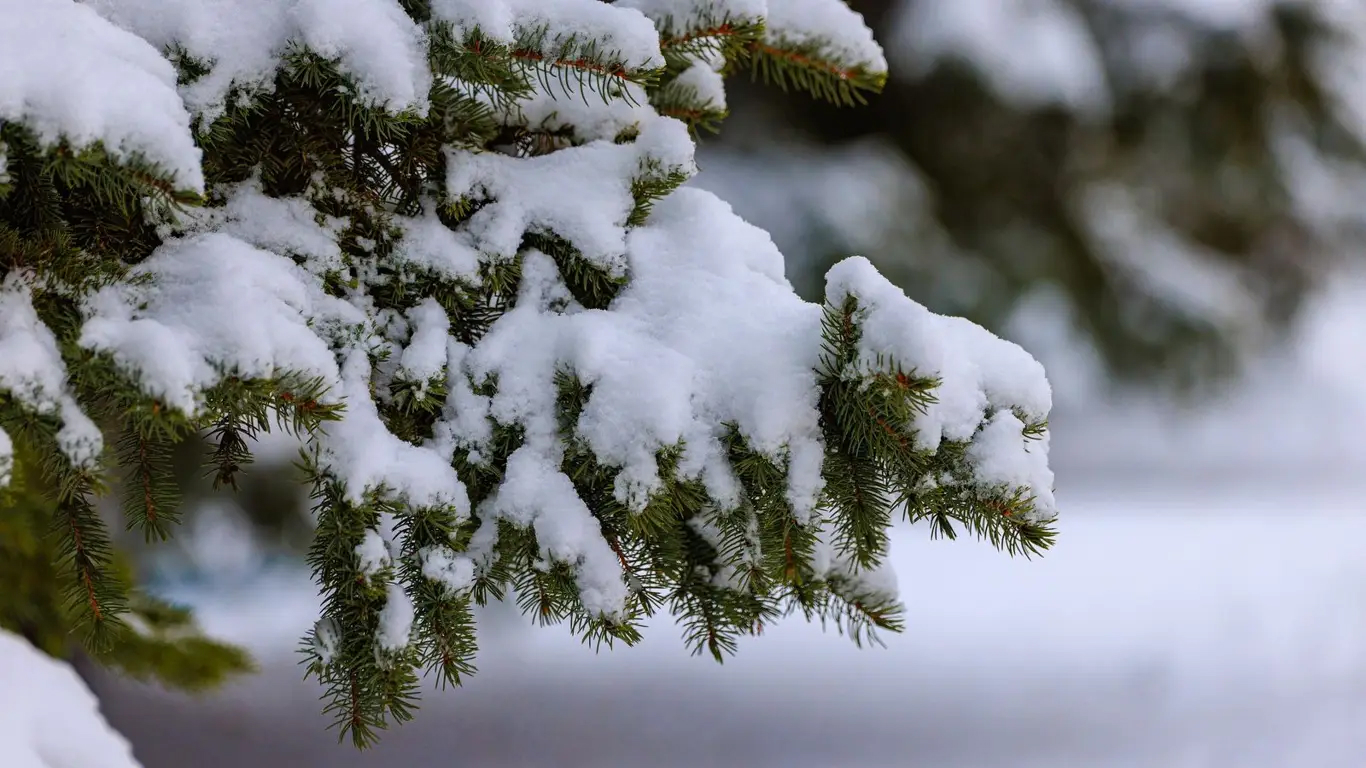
[611,188,827,515]
[0,426,12,488]
[825,258,1054,517]
[765,0,888,74]
[420,545,477,595]
[310,617,340,664]
[288,0,431,112]
[314,349,472,512]
[377,581,415,651]
[87,0,431,119]
[398,299,451,385]
[479,446,633,616]
[431,0,665,71]
[392,209,482,282]
[355,529,392,578]
[430,342,494,461]
[78,233,350,415]
[0,0,203,191]
[195,181,347,278]
[0,274,104,468]
[620,0,886,75]
[0,629,141,768]
[506,74,653,143]
[445,113,696,270]
[666,60,727,110]
[617,0,768,25]
[965,411,1054,514]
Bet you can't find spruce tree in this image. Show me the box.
[714,0,1366,385]
[0,0,1057,748]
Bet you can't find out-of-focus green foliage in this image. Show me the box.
[0,443,252,690]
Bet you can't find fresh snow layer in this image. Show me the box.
[0,275,104,469]
[6,0,1049,641]
[78,233,352,415]
[0,629,141,768]
[86,0,432,118]
[432,0,665,70]
[620,0,886,72]
[355,529,392,578]
[0,425,12,487]
[0,0,203,190]
[827,257,1054,517]
[765,0,888,73]
[446,114,696,269]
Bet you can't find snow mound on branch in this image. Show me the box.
[87,0,431,119]
[613,188,827,516]
[79,233,353,415]
[446,114,695,270]
[194,181,348,278]
[620,0,886,73]
[432,0,665,70]
[317,349,472,512]
[0,275,104,469]
[765,0,888,73]
[826,257,1055,518]
[0,629,141,768]
[0,0,202,191]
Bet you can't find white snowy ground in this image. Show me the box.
[94,477,1366,768]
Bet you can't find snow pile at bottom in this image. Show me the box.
[0,629,140,768]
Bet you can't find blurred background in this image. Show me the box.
[89,0,1366,765]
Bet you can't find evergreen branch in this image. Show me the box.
[394,504,478,688]
[746,39,887,106]
[789,576,904,649]
[302,470,419,749]
[627,161,693,227]
[650,74,729,135]
[526,233,627,310]
[97,591,254,691]
[0,4,1060,749]
[652,10,764,70]
[205,413,257,492]
[116,424,183,541]
[53,476,126,647]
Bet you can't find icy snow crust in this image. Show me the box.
[3,0,1051,635]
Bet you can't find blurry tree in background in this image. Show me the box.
[697,0,1366,387]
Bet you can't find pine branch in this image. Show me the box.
[746,39,887,106]
[117,425,183,541]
